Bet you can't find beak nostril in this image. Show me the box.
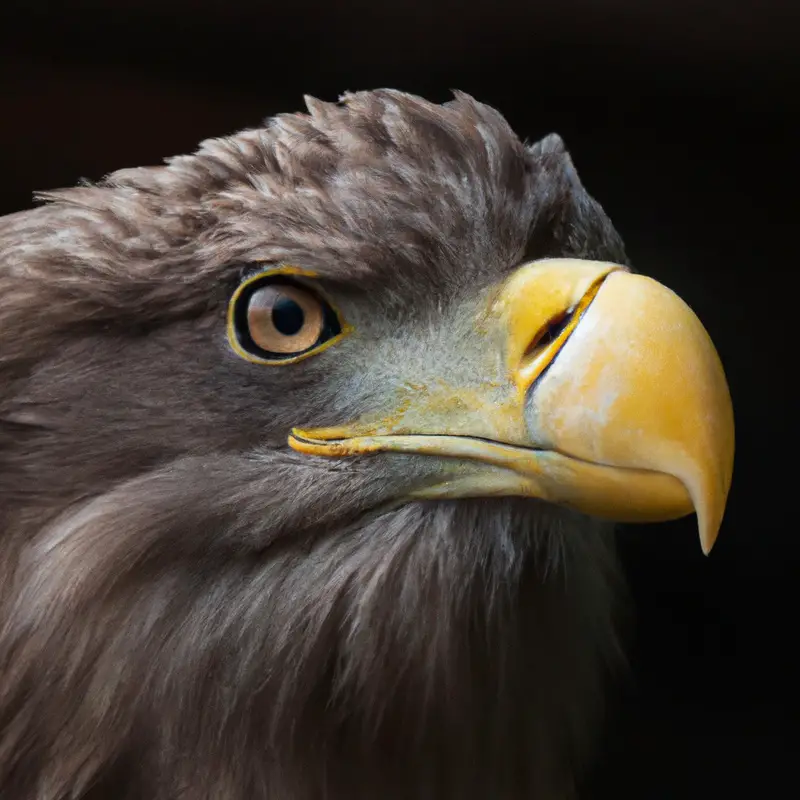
[523,309,574,360]
[506,263,621,398]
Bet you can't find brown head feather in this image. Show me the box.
[0,90,627,799]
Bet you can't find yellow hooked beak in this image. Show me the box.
[289,259,734,554]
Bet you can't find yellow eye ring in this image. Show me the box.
[227,267,352,365]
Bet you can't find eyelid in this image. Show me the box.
[227,265,353,365]
[242,264,320,283]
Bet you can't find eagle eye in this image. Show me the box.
[228,272,345,364]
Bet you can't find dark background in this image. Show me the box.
[1,1,796,796]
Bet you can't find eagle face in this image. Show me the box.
[0,91,733,799]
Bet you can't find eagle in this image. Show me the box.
[0,90,734,799]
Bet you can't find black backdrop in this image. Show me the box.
[1,2,797,797]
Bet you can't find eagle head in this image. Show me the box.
[0,90,733,799]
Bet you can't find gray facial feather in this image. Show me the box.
[0,90,628,799]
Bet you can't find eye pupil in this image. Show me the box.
[272,296,305,336]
